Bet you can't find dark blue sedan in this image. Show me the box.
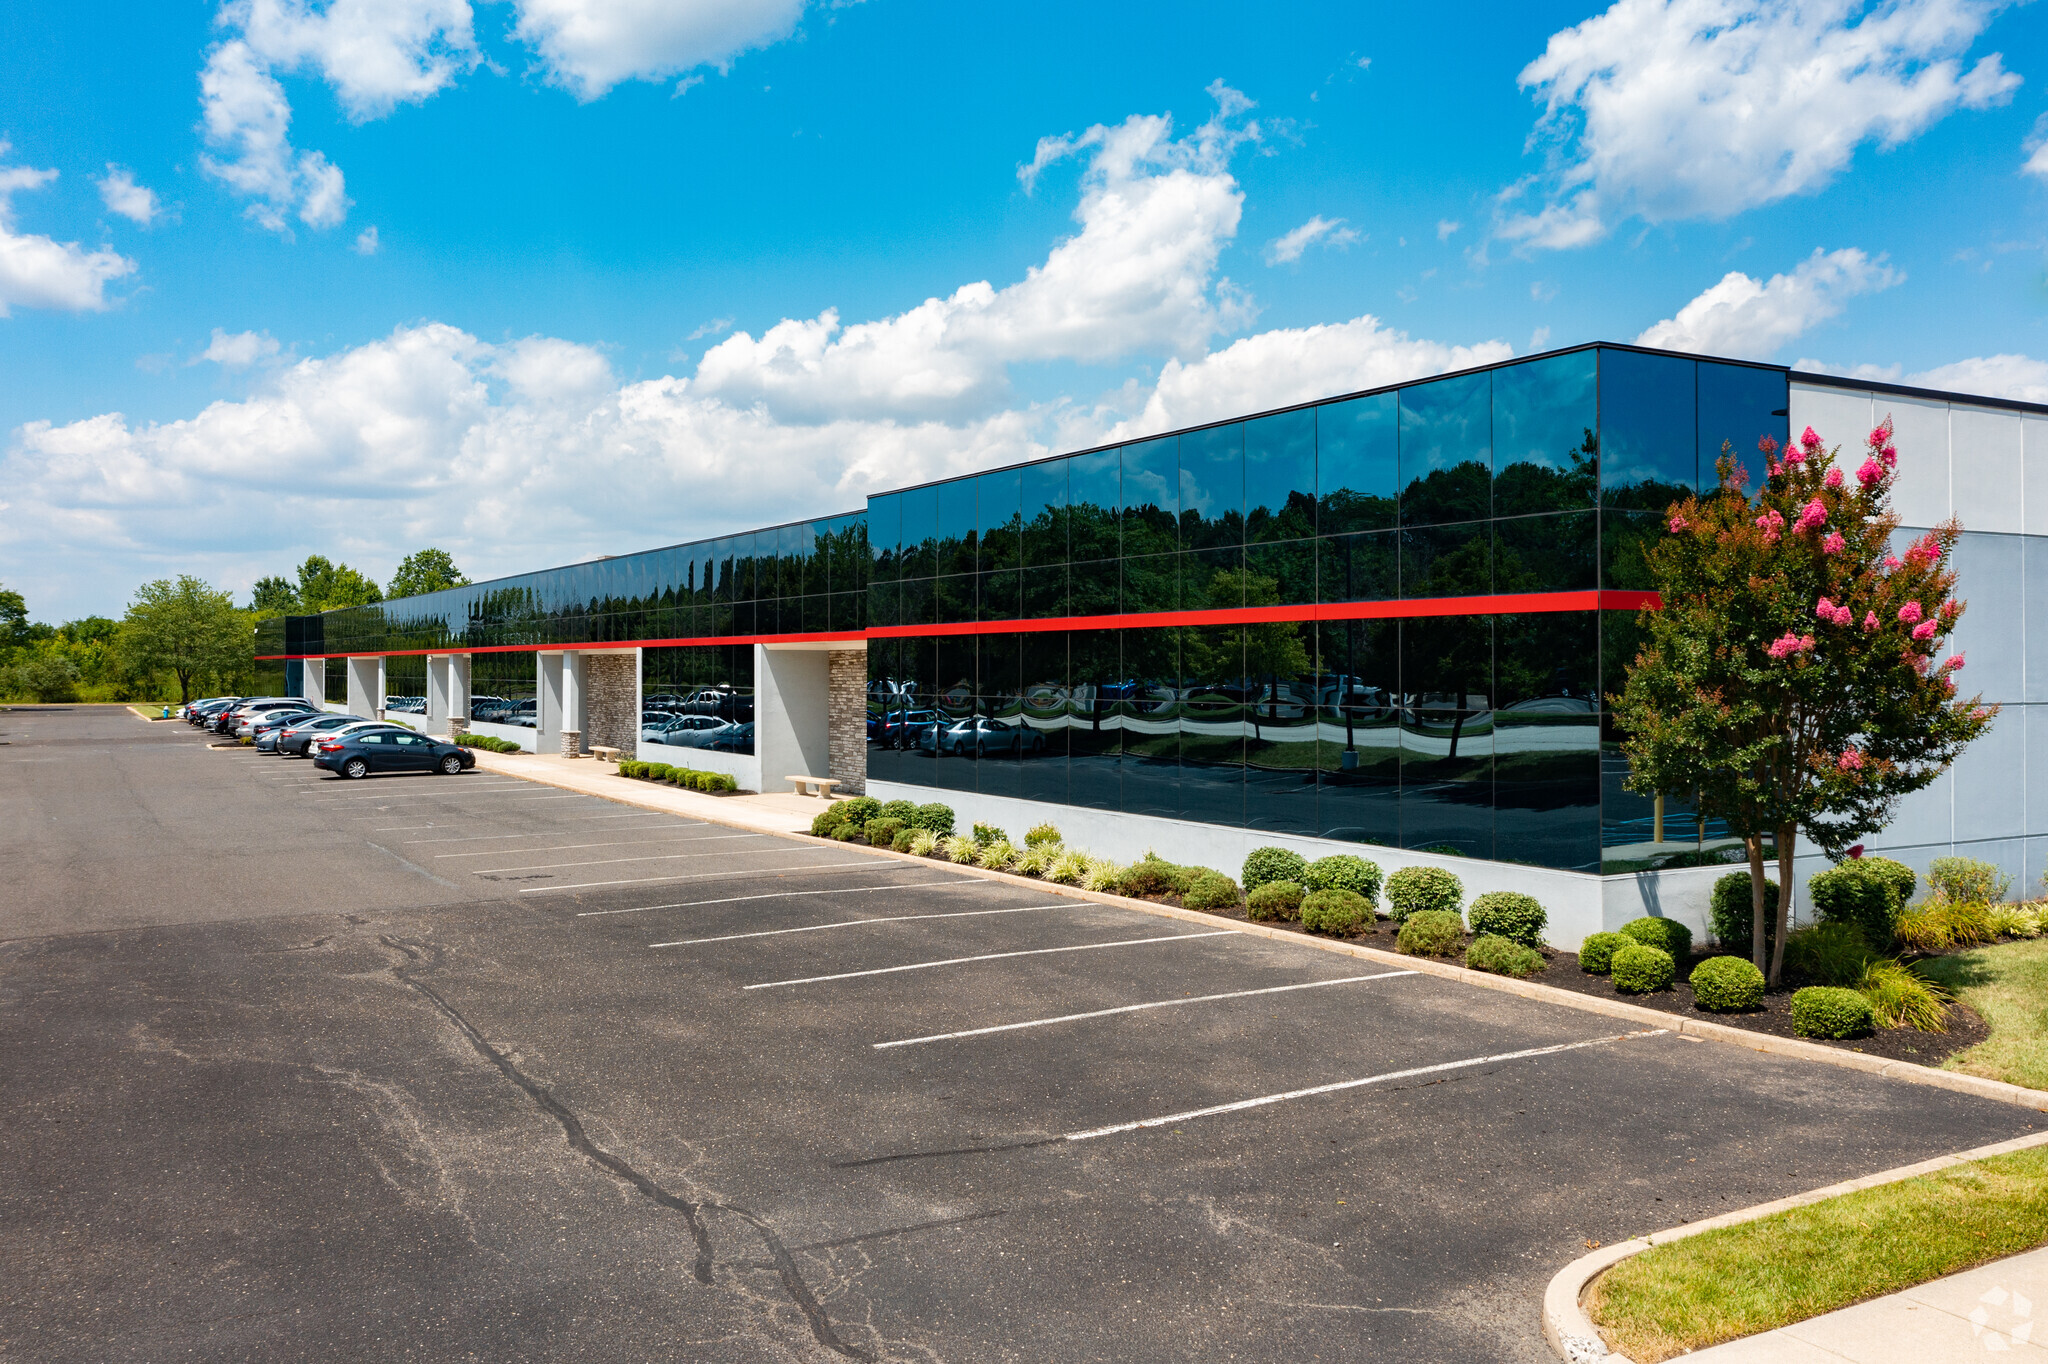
[313,729,477,779]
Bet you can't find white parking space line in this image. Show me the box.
[653,904,1058,947]
[434,834,764,859]
[1061,1030,1667,1141]
[404,822,699,844]
[297,783,532,797]
[872,971,1420,1049]
[574,878,978,917]
[743,930,1238,990]
[518,861,883,893]
[471,847,830,875]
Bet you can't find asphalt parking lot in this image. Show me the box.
[2,706,2039,1362]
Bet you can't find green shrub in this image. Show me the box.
[1386,866,1463,923]
[1864,857,1918,910]
[1689,955,1766,1011]
[1709,871,1778,958]
[1242,846,1309,892]
[1466,933,1544,977]
[456,732,521,753]
[1024,823,1062,847]
[1578,931,1630,974]
[976,839,1017,871]
[1246,880,1304,922]
[907,829,940,857]
[938,835,977,863]
[1080,858,1125,893]
[1183,871,1241,912]
[1467,891,1547,947]
[1783,922,1877,987]
[1811,860,1909,944]
[1046,849,1088,885]
[910,803,955,836]
[1300,888,1372,935]
[836,796,880,824]
[1928,856,2008,905]
[1302,854,1383,903]
[971,821,1007,846]
[1621,916,1693,961]
[865,817,906,847]
[1397,908,1465,956]
[811,804,851,837]
[1857,958,1950,1031]
[830,823,865,842]
[1611,943,1675,993]
[891,828,919,853]
[1791,986,1874,1038]
[878,799,917,822]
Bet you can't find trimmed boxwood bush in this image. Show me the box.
[630,762,736,794]
[910,803,955,836]
[1387,866,1463,923]
[1183,871,1241,912]
[1621,916,1693,962]
[890,827,919,853]
[1689,955,1766,1011]
[1578,931,1630,975]
[1242,846,1309,892]
[1811,860,1909,945]
[1300,888,1372,935]
[836,796,881,826]
[830,823,866,842]
[810,802,851,836]
[1466,933,1544,977]
[1397,908,1465,956]
[1611,943,1675,993]
[865,817,906,847]
[1246,880,1304,922]
[878,799,917,822]
[1710,871,1778,958]
[1119,856,1184,898]
[1302,854,1383,904]
[456,732,521,753]
[1791,985,1875,1038]
[1467,891,1547,947]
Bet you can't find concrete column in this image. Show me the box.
[538,653,565,753]
[759,644,830,787]
[299,658,327,710]
[449,654,471,737]
[346,656,383,718]
[561,651,587,756]
[427,655,451,734]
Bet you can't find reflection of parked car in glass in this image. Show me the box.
[646,715,733,748]
[870,708,939,748]
[507,698,537,727]
[470,695,509,721]
[918,717,1046,756]
[704,721,753,752]
[681,687,753,722]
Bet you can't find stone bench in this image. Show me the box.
[787,774,840,798]
[590,745,623,764]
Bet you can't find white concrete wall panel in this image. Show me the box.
[1952,405,2023,534]
[1946,532,2023,705]
[2029,705,2048,838]
[1870,767,1952,852]
[2025,418,2048,537]
[1788,382,1872,464]
[759,644,831,786]
[1951,706,2025,842]
[1881,396,1951,530]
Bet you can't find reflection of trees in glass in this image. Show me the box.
[1494,428,1598,517]
[1184,567,1308,743]
[1318,487,1396,535]
[1402,530,1491,759]
[1399,463,1490,526]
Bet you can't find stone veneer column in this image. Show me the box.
[583,653,638,754]
[826,650,867,795]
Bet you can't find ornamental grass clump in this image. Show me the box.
[1689,955,1766,1012]
[1466,933,1544,977]
[1246,880,1304,922]
[1783,922,1877,986]
[1467,891,1547,947]
[1300,888,1371,935]
[1857,958,1950,1031]
[1080,858,1125,893]
[1046,848,1088,885]
[976,839,1017,871]
[1895,899,1996,953]
[1611,943,1676,994]
[1182,871,1241,913]
[1621,916,1693,962]
[939,835,978,864]
[907,829,940,857]
[1011,844,1054,877]
[1242,846,1309,892]
[1791,985,1874,1038]
[1301,855,1383,904]
[1386,866,1463,923]
[1579,931,1630,975]
[1397,908,1465,957]
[1989,904,2046,939]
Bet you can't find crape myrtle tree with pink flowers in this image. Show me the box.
[1612,421,1995,984]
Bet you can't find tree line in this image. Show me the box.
[0,549,470,705]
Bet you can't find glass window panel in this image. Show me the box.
[978,467,1022,572]
[1022,457,1069,567]
[1184,546,1243,612]
[974,633,1029,800]
[900,485,939,580]
[1244,619,1319,836]
[866,639,907,787]
[806,522,832,597]
[1318,390,1397,534]
[1494,510,1597,594]
[1318,531,1394,605]
[1494,351,1598,517]
[729,600,755,637]
[1180,625,1244,826]
[1401,521,1492,598]
[1119,626,1179,818]
[900,577,934,628]
[936,476,977,577]
[923,637,977,792]
[1069,559,1117,618]
[936,573,976,625]
[780,522,808,600]
[1494,611,1600,872]
[980,567,1020,622]
[1400,371,1492,526]
[829,590,866,633]
[1600,509,1662,591]
[1315,618,1399,845]
[1178,422,1244,549]
[1021,563,1068,619]
[1069,448,1120,563]
[1245,538,1316,607]
[1017,631,1069,806]
[1067,629,1122,811]
[1399,616,1492,859]
[1120,435,1179,558]
[1247,406,1317,543]
[1699,361,1789,480]
[1601,348,1697,508]
[1121,552,1180,615]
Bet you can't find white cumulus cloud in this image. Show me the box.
[353,224,379,254]
[1264,215,1360,265]
[1636,247,1902,357]
[0,148,136,316]
[227,0,479,120]
[1501,0,2021,250]
[199,40,355,232]
[1795,352,2048,404]
[95,166,160,226]
[198,328,283,368]
[509,0,806,101]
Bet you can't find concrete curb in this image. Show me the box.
[465,752,2048,1119]
[1541,1128,2048,1362]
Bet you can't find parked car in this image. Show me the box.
[869,707,939,748]
[918,716,1045,756]
[648,714,737,748]
[703,721,753,752]
[313,729,477,778]
[239,706,319,740]
[507,698,538,728]
[216,698,299,734]
[274,713,372,757]
[186,697,237,726]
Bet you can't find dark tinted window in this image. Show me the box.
[1601,348,1696,508]
[979,467,1021,572]
[1400,372,1491,526]
[1699,361,1788,482]
[1069,448,1119,563]
[1247,406,1316,542]
[1493,351,1597,516]
[1120,436,1178,558]
[1178,423,1244,549]
[867,493,901,582]
[1022,457,1067,567]
[1318,390,1397,534]
[900,484,939,580]
[936,476,977,577]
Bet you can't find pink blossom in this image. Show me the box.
[1668,514,1688,533]
[1883,554,1902,570]
[1816,596,1836,619]
[1824,467,1844,490]
[1916,533,1945,562]
[1881,443,1897,469]
[1847,844,1865,859]
[1898,601,1924,625]
[1838,747,1865,772]
[1943,653,1966,672]
[1856,457,1886,486]
[1758,435,1780,457]
[1766,632,1811,660]
[1783,445,1806,467]
[1754,508,1785,544]
[1863,611,1879,632]
[1913,620,1939,641]
[1940,599,1959,621]
[1823,531,1846,554]
[1767,458,1782,479]
[1801,426,1824,452]
[1944,677,1957,695]
[1793,498,1828,534]
[1868,425,1890,449]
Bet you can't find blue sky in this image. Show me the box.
[3,0,2046,620]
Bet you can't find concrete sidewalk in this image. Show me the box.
[1686,1243,2045,1361]
[462,748,827,836]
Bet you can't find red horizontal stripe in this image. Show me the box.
[254,591,1662,659]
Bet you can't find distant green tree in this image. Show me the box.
[0,583,27,648]
[1,653,81,702]
[59,617,120,646]
[249,575,298,617]
[118,576,249,704]
[386,548,470,600]
[294,555,383,612]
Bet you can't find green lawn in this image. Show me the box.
[1920,938,2048,1091]
[1587,1144,2048,1362]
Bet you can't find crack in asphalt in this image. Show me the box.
[376,934,873,1362]
[832,1138,1064,1169]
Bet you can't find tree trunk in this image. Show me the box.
[1746,834,1768,975]
[175,667,192,705]
[1769,823,1797,987]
